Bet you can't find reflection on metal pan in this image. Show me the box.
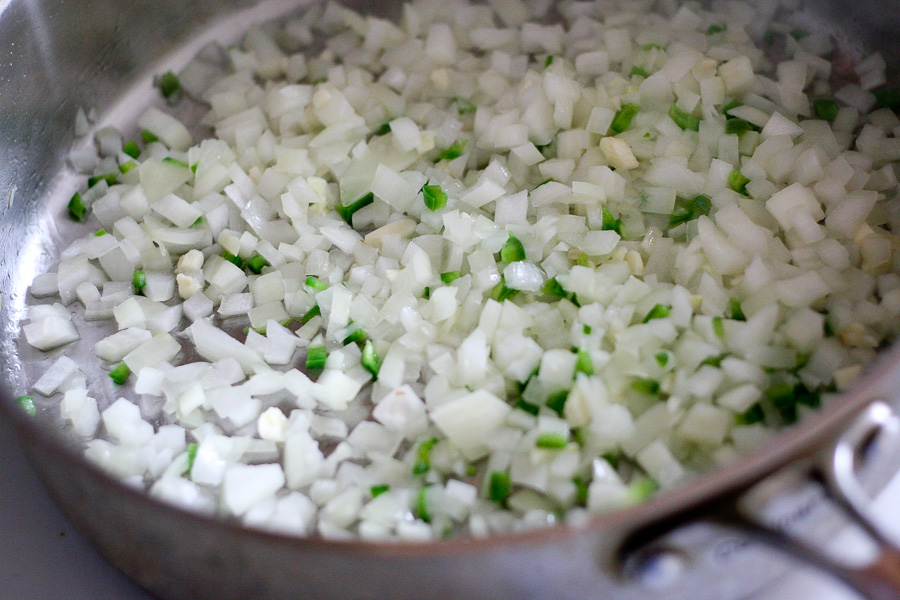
[3,1,900,598]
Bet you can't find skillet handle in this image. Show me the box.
[728,402,900,600]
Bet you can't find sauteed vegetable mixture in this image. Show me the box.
[19,0,900,539]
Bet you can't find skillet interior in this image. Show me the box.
[3,1,900,598]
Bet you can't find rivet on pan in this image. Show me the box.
[620,545,690,589]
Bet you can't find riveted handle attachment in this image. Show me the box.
[617,402,900,600]
[731,402,900,600]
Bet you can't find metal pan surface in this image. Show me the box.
[3,0,900,598]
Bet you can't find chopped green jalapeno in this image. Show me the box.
[422,184,448,211]
[440,271,461,284]
[455,99,476,115]
[222,251,244,269]
[335,192,374,226]
[306,346,327,375]
[109,362,131,385]
[305,276,328,291]
[575,348,593,376]
[701,354,726,368]
[767,382,822,424]
[643,304,671,323]
[415,487,432,522]
[500,234,526,263]
[630,65,650,78]
[16,395,36,417]
[157,71,181,99]
[162,157,189,169]
[87,173,117,188]
[721,99,742,115]
[628,477,658,502]
[491,278,519,302]
[546,389,569,416]
[875,88,900,111]
[370,484,390,497]
[813,99,839,121]
[725,117,752,136]
[185,442,198,474]
[571,476,589,506]
[631,378,660,395]
[515,398,540,415]
[535,432,568,449]
[247,253,268,274]
[342,326,367,346]
[728,169,750,195]
[601,208,625,236]
[727,298,746,321]
[668,105,700,131]
[488,471,511,504]
[299,304,321,324]
[412,437,438,475]
[713,316,726,338]
[435,140,468,162]
[122,140,141,159]
[735,403,765,425]
[669,194,712,227]
[542,277,567,298]
[610,103,640,133]
[361,340,381,376]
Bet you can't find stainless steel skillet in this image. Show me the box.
[3,0,900,598]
